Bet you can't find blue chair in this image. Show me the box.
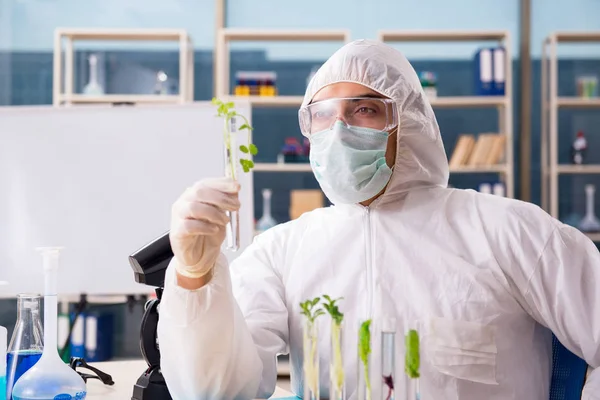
[550,335,589,400]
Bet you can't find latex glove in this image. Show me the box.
[170,177,241,279]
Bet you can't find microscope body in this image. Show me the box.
[129,233,174,400]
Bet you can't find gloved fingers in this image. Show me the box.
[195,177,240,194]
[179,201,230,226]
[184,187,241,212]
[176,218,221,236]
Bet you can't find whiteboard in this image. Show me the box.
[0,102,254,297]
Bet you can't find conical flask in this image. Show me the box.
[11,248,87,400]
[6,294,43,399]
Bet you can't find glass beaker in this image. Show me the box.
[224,117,240,251]
[11,248,87,400]
[6,294,43,400]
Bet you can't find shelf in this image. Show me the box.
[223,95,304,107]
[556,97,600,108]
[58,94,182,104]
[379,30,509,42]
[556,165,600,174]
[585,233,600,242]
[449,165,507,173]
[56,28,189,41]
[552,32,600,43]
[221,28,349,42]
[254,163,312,172]
[429,96,508,108]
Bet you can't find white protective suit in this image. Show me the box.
[158,39,600,400]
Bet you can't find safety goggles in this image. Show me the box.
[298,97,398,137]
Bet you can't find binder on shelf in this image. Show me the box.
[70,312,86,358]
[493,47,506,96]
[485,134,506,165]
[449,134,476,168]
[85,313,114,362]
[468,133,496,166]
[474,48,493,95]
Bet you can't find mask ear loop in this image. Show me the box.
[388,113,401,172]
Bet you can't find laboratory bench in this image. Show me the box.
[86,359,295,399]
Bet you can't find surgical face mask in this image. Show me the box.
[309,121,394,204]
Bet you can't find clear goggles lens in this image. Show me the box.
[299,97,398,136]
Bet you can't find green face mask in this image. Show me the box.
[309,121,393,204]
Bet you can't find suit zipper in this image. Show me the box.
[365,208,374,319]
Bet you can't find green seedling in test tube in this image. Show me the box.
[405,329,420,378]
[212,98,256,251]
[358,319,372,400]
[300,297,325,400]
[405,328,421,400]
[322,295,344,399]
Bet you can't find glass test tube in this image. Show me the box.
[329,320,344,400]
[223,117,240,251]
[303,319,320,400]
[405,320,421,400]
[357,319,373,400]
[381,318,396,400]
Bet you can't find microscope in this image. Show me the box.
[128,232,174,400]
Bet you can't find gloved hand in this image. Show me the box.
[169,177,241,279]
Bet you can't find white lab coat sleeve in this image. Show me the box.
[229,228,290,398]
[157,254,264,400]
[528,225,600,398]
[496,207,600,398]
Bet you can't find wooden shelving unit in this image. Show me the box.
[378,30,514,198]
[541,32,600,229]
[214,27,350,105]
[53,28,194,106]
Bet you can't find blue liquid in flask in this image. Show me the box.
[6,351,42,399]
[0,375,6,400]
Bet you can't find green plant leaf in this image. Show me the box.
[211,97,219,105]
[249,144,258,155]
[247,160,254,168]
[240,145,249,153]
[242,164,250,173]
[225,101,234,109]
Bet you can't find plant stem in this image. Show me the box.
[224,116,236,180]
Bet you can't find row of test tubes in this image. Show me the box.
[302,317,421,400]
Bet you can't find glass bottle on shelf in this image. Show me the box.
[578,184,600,233]
[82,54,105,96]
[6,294,43,400]
[256,189,277,233]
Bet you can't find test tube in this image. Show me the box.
[381,318,396,400]
[405,320,421,400]
[329,319,344,400]
[357,319,373,400]
[223,117,240,251]
[303,318,320,400]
